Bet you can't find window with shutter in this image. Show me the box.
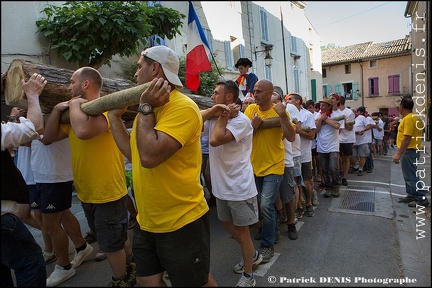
[260,8,269,43]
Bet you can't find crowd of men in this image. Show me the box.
[1,50,428,288]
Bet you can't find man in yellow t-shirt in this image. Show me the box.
[393,96,429,207]
[244,79,295,264]
[108,46,217,287]
[43,67,134,287]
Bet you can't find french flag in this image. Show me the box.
[186,1,212,92]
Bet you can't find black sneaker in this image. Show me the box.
[398,196,415,203]
[341,178,348,186]
[126,262,136,286]
[407,197,429,207]
[287,224,298,240]
[260,246,274,263]
[305,205,314,217]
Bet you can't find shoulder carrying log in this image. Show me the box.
[4,59,213,125]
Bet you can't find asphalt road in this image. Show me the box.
[28,142,431,287]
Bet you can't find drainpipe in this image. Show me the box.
[280,3,289,94]
[246,2,256,75]
[359,60,364,107]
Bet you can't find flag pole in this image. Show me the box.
[209,52,222,77]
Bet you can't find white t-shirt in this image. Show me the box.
[354,115,370,145]
[16,145,35,185]
[365,116,376,144]
[373,118,384,140]
[283,138,294,168]
[206,112,257,201]
[31,137,73,183]
[315,110,343,153]
[299,108,316,163]
[339,107,356,144]
[286,104,301,157]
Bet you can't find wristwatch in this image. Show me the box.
[138,103,153,115]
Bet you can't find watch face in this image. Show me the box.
[139,103,153,114]
[143,104,151,113]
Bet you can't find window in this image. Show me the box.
[203,28,213,52]
[322,68,326,78]
[293,67,299,93]
[291,36,298,54]
[345,64,351,74]
[224,41,234,70]
[388,75,400,95]
[259,7,269,43]
[265,65,272,82]
[368,77,379,96]
[369,60,378,68]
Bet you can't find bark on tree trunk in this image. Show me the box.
[4,59,213,125]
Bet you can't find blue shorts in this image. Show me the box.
[35,181,73,213]
[81,196,128,253]
[133,212,211,286]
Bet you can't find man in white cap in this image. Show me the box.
[108,45,218,287]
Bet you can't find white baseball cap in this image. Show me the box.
[141,46,183,89]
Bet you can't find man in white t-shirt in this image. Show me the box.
[372,112,384,157]
[314,98,344,197]
[285,93,317,217]
[334,95,355,186]
[351,106,374,176]
[201,80,262,287]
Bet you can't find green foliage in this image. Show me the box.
[321,43,339,51]
[178,54,226,96]
[36,1,185,68]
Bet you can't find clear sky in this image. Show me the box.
[304,1,411,47]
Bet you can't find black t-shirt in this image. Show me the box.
[382,116,390,132]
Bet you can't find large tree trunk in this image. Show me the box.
[4,59,213,125]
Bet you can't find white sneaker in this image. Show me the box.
[95,249,107,261]
[46,265,76,287]
[71,244,94,268]
[236,274,256,287]
[233,250,263,274]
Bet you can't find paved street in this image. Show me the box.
[28,142,431,287]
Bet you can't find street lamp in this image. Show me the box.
[264,51,273,67]
[254,44,273,67]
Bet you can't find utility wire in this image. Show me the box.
[316,2,392,29]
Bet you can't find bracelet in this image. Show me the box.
[6,116,19,123]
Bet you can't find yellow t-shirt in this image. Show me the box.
[60,112,127,203]
[396,112,423,150]
[244,103,286,177]
[131,90,208,233]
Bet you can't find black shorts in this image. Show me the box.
[311,147,318,157]
[81,196,128,253]
[133,212,211,286]
[339,143,353,156]
[36,181,73,213]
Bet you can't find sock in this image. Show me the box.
[126,254,134,264]
[76,242,87,254]
[112,273,127,281]
[44,251,54,256]
[62,263,72,270]
[243,272,253,279]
